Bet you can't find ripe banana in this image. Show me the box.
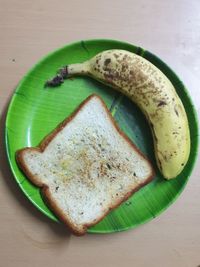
[46,49,190,179]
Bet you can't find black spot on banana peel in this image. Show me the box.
[157,100,167,107]
[104,58,111,66]
[46,49,190,179]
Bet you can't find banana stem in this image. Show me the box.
[45,63,88,87]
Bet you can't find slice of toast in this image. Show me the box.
[16,94,154,235]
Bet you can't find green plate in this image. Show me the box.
[5,39,199,233]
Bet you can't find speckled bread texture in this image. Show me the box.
[16,94,154,235]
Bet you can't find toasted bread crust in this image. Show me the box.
[16,94,154,235]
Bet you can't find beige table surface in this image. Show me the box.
[0,0,200,266]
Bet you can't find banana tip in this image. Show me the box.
[45,66,68,88]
